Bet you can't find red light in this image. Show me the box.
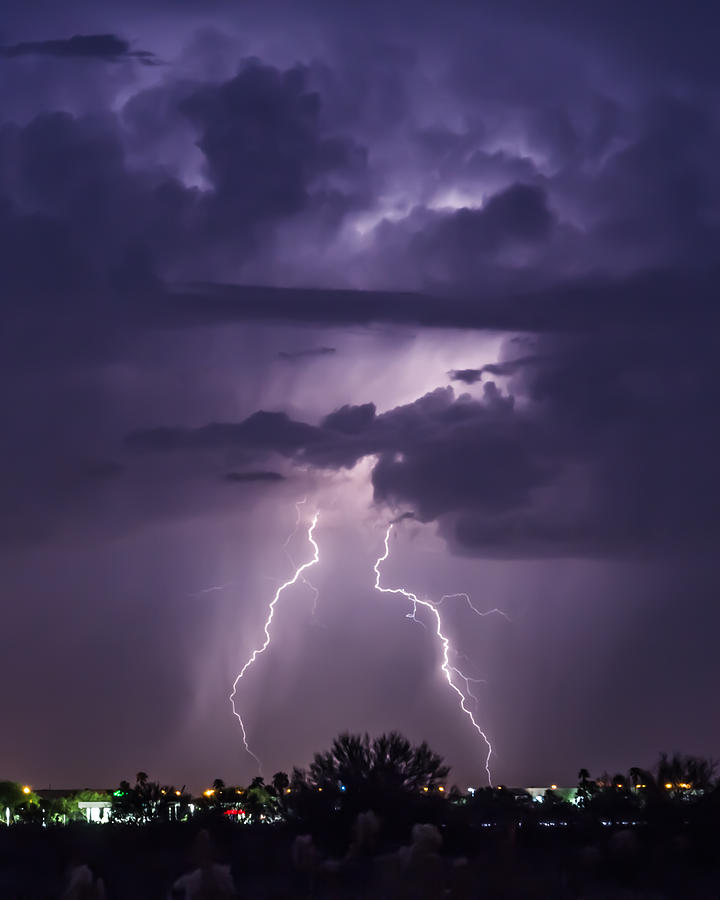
[223,809,245,816]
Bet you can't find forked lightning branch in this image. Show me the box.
[229,506,506,785]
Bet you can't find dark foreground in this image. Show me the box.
[2,818,720,900]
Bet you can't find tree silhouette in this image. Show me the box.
[0,782,41,823]
[272,771,290,802]
[576,768,595,807]
[111,773,187,823]
[272,771,289,793]
[629,766,652,788]
[657,752,717,796]
[243,777,277,823]
[306,731,449,794]
[288,732,450,850]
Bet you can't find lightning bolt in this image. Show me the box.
[373,524,494,786]
[438,593,511,623]
[448,667,486,718]
[282,498,307,554]
[230,510,321,771]
[283,498,321,619]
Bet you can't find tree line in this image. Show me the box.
[2,735,718,837]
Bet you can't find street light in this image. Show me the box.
[22,786,31,795]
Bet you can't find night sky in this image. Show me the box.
[3,0,720,792]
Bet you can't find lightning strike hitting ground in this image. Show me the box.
[373,524,494,786]
[230,510,321,771]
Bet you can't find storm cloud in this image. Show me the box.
[0,33,158,64]
[4,6,720,565]
[278,346,337,360]
[128,307,720,561]
[223,470,285,483]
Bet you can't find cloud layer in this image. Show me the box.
[1,33,158,64]
[1,8,719,562]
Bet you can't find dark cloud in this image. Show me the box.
[431,184,554,250]
[322,402,376,434]
[448,369,483,385]
[127,382,534,530]
[0,55,369,319]
[127,411,324,455]
[223,470,285,482]
[178,60,367,240]
[0,34,158,65]
[166,265,720,335]
[449,355,540,384]
[1,46,718,345]
[127,308,720,561]
[400,184,556,288]
[389,511,416,525]
[3,28,720,564]
[278,346,336,360]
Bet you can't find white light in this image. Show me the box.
[374,524,494,785]
[230,511,321,769]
